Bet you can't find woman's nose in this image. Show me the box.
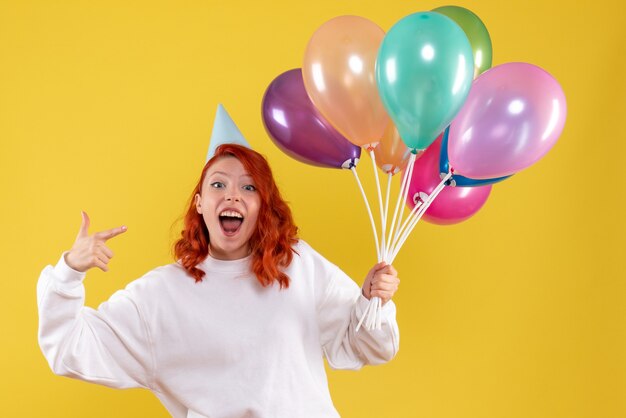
[225,192,240,202]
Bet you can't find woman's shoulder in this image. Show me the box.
[290,239,340,273]
[292,239,311,253]
[293,239,328,256]
[291,239,320,262]
[124,261,191,294]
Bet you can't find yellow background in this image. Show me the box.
[1,0,625,417]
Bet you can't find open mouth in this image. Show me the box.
[219,210,244,236]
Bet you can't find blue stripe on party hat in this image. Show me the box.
[205,104,252,162]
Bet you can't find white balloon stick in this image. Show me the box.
[389,199,423,253]
[369,150,386,262]
[385,153,417,263]
[382,173,392,261]
[389,153,418,255]
[351,166,380,262]
[389,172,452,263]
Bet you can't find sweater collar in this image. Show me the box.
[199,253,252,273]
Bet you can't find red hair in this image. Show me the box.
[173,144,298,288]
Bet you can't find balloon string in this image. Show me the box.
[360,149,385,332]
[389,202,427,263]
[389,172,453,263]
[377,297,382,329]
[355,299,372,332]
[359,155,417,332]
[364,185,422,331]
[368,150,385,262]
[389,153,417,254]
[350,167,380,262]
[383,173,392,261]
[363,298,379,330]
[390,171,450,261]
[389,175,448,263]
[374,174,394,329]
[389,199,423,253]
[386,153,416,263]
[391,172,452,262]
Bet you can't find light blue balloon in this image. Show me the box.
[376,12,474,151]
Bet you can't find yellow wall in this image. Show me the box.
[1,0,624,417]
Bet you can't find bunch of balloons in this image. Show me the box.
[261,6,567,330]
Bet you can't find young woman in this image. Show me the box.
[37,144,400,418]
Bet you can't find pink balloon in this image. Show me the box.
[407,136,491,225]
[448,62,567,179]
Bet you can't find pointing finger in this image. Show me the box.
[94,225,128,242]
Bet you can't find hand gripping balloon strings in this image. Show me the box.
[353,149,387,332]
[389,171,453,262]
[358,152,417,331]
[356,171,393,331]
[359,165,451,331]
[371,165,410,328]
[350,166,380,262]
[357,152,418,332]
[358,150,389,332]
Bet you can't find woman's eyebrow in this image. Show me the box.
[208,171,229,177]
[208,171,252,180]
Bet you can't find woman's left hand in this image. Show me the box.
[362,262,400,305]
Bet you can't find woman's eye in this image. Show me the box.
[243,184,256,192]
[210,182,225,188]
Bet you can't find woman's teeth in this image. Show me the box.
[219,210,243,218]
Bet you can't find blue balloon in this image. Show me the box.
[439,127,512,187]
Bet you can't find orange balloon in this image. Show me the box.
[374,122,418,175]
[303,16,389,149]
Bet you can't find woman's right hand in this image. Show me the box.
[65,211,127,272]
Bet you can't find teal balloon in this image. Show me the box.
[376,12,474,151]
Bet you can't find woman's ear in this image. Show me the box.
[194,193,202,214]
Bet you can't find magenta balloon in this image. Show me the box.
[407,135,491,225]
[448,62,567,179]
[262,69,361,169]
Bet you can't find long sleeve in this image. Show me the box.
[37,253,155,389]
[315,258,400,370]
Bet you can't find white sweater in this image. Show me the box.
[37,240,399,418]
